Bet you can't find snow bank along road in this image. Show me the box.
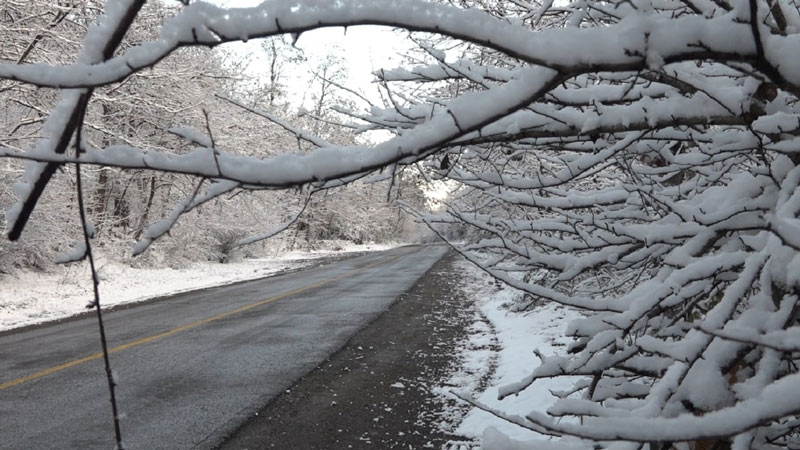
[0,245,448,450]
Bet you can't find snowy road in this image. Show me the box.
[0,245,448,450]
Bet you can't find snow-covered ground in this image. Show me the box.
[0,242,399,332]
[439,258,582,448]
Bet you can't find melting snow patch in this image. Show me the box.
[438,258,581,446]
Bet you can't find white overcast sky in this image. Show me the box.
[208,0,412,110]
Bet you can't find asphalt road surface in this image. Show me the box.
[0,245,448,450]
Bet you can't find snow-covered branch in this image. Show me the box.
[3,0,800,447]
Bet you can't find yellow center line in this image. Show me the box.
[0,254,401,391]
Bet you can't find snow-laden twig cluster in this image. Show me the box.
[388,1,800,449]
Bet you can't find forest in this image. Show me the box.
[0,0,424,274]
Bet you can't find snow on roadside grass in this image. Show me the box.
[439,258,582,447]
[0,242,399,332]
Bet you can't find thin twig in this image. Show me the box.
[75,124,124,449]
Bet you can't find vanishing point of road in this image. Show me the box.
[0,245,448,449]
